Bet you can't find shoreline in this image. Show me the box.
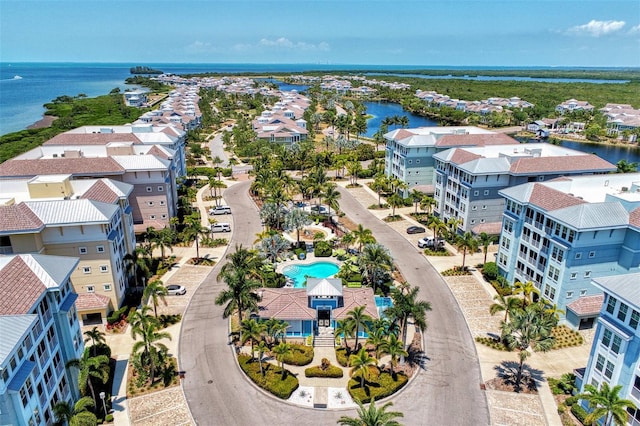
[27,115,57,130]
[513,130,640,151]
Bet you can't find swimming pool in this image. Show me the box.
[282,261,340,288]
[374,296,394,317]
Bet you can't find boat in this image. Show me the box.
[13,75,22,80]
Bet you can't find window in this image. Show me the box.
[161,214,167,219]
[589,251,596,258]
[474,190,479,196]
[618,303,629,322]
[158,186,164,192]
[584,271,591,278]
[150,215,156,220]
[612,335,622,354]
[87,286,95,293]
[566,291,574,298]
[580,289,588,296]
[604,361,615,379]
[602,329,612,347]
[606,296,617,314]
[147,201,154,206]
[82,266,91,274]
[416,159,420,164]
[146,186,152,192]
[483,190,489,196]
[595,354,605,372]
[575,252,582,260]
[96,246,105,253]
[103,284,112,291]
[570,273,577,280]
[472,206,477,211]
[79,247,88,254]
[630,310,639,330]
[100,265,108,273]
[159,200,165,206]
[482,205,487,210]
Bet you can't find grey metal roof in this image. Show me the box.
[306,278,343,297]
[111,155,171,171]
[593,273,640,309]
[459,157,510,174]
[28,254,79,286]
[25,199,118,225]
[499,182,535,202]
[0,315,37,365]
[552,202,629,229]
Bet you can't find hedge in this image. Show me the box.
[238,354,298,399]
[570,403,588,424]
[348,367,409,403]
[304,365,344,378]
[282,344,314,366]
[335,347,357,367]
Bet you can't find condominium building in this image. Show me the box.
[252,91,310,145]
[0,176,136,324]
[576,273,640,425]
[496,173,640,328]
[432,144,615,235]
[384,126,516,195]
[0,254,84,426]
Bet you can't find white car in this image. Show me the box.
[211,223,231,233]
[417,237,445,249]
[209,206,231,215]
[166,285,186,295]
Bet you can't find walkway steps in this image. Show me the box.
[314,386,328,408]
[313,336,336,347]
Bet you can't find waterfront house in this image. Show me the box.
[256,278,378,339]
[555,99,595,114]
[0,254,84,426]
[496,173,640,328]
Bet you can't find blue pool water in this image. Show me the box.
[375,296,393,308]
[282,262,340,288]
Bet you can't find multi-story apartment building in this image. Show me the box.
[576,273,640,425]
[432,144,615,235]
[0,254,84,426]
[384,126,516,195]
[496,173,640,329]
[0,176,136,324]
[252,91,310,145]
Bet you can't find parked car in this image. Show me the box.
[309,205,330,215]
[166,285,186,296]
[211,223,231,233]
[417,237,445,249]
[209,205,232,215]
[406,226,426,234]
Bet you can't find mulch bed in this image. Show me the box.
[485,375,538,394]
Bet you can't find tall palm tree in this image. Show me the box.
[150,227,175,262]
[123,247,150,288]
[427,216,446,241]
[477,232,496,265]
[387,193,404,217]
[273,342,292,379]
[388,285,432,350]
[455,232,478,269]
[131,313,171,385]
[335,319,356,356]
[409,189,423,213]
[284,209,312,245]
[501,304,555,391]
[380,333,408,375]
[53,397,97,426]
[240,318,266,360]
[346,306,374,352]
[352,224,376,252]
[259,233,289,266]
[358,243,394,294]
[337,400,404,426]
[215,271,262,323]
[420,195,436,215]
[513,280,540,307]
[371,175,389,207]
[256,340,268,376]
[489,293,522,322]
[350,347,377,388]
[143,279,169,318]
[366,327,388,362]
[83,327,106,358]
[578,382,636,426]
[217,245,263,283]
[208,178,228,207]
[182,215,210,260]
[66,352,110,404]
[322,182,341,216]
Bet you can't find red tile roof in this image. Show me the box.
[0,203,44,233]
[0,257,44,314]
[258,288,315,320]
[0,158,125,178]
[333,288,379,320]
[529,183,587,211]
[75,293,111,311]
[630,207,640,228]
[146,145,170,159]
[450,149,483,165]
[566,295,604,316]
[43,133,142,146]
[510,155,615,174]
[471,222,502,235]
[393,129,416,140]
[435,133,516,147]
[80,180,119,204]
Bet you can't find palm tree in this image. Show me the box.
[272,342,292,379]
[66,352,110,403]
[455,232,478,269]
[489,293,522,322]
[53,397,97,426]
[409,189,424,214]
[513,280,540,307]
[284,209,312,245]
[388,285,432,350]
[335,319,356,356]
[337,400,404,426]
[350,347,377,388]
[387,193,404,217]
[143,279,168,318]
[216,270,262,323]
[208,178,228,207]
[150,227,175,262]
[420,195,436,215]
[616,159,638,173]
[426,216,446,241]
[477,232,496,264]
[380,333,407,375]
[358,243,394,294]
[501,304,556,391]
[346,306,374,352]
[123,247,150,288]
[256,340,268,376]
[240,318,266,360]
[83,327,106,357]
[352,224,376,252]
[578,382,636,426]
[131,313,171,385]
[182,215,210,260]
[322,182,341,216]
[371,175,389,207]
[217,245,263,283]
[259,233,289,266]
[366,327,388,361]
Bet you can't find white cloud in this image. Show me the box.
[568,20,626,37]
[258,37,330,51]
[185,40,218,54]
[629,24,640,34]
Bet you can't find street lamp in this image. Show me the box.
[99,391,107,418]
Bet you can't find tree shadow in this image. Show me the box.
[494,360,544,393]
[407,347,429,371]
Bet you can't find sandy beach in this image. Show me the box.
[27,115,57,130]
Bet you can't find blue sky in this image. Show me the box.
[1,0,639,67]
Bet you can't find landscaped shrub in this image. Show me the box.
[551,326,583,349]
[314,241,332,257]
[282,344,314,366]
[348,367,409,403]
[305,363,344,378]
[335,347,351,367]
[441,266,471,276]
[158,314,182,328]
[570,403,588,424]
[475,336,509,351]
[482,262,499,281]
[238,354,299,399]
[424,248,449,256]
[565,395,578,407]
[108,305,129,325]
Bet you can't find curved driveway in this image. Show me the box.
[180,181,490,425]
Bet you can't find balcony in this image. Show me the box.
[0,246,14,255]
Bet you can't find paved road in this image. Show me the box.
[180,181,490,425]
[208,130,230,166]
